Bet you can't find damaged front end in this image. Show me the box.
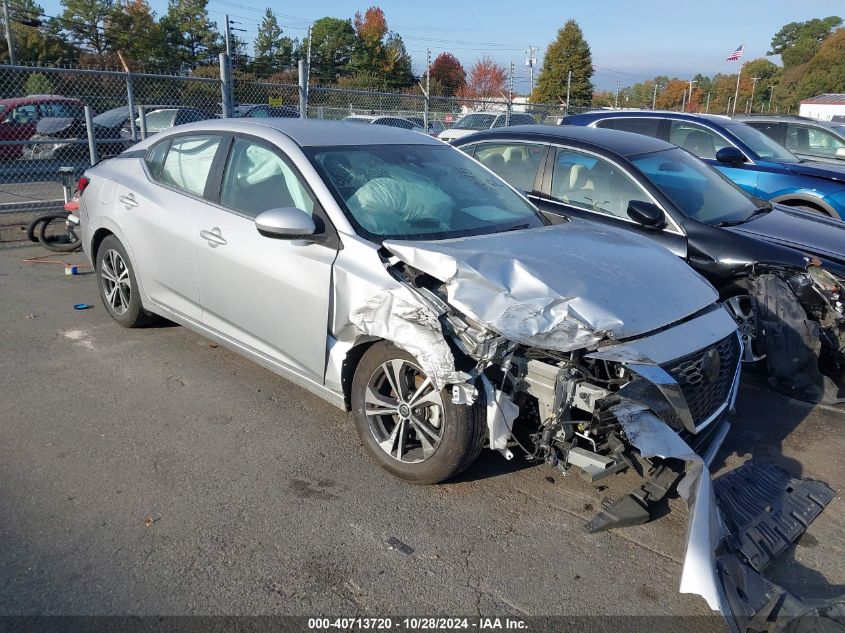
[749,263,845,403]
[345,224,837,631]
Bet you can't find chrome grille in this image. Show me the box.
[662,334,740,428]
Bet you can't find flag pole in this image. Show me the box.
[732,64,742,115]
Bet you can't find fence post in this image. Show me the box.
[84,106,98,166]
[139,106,147,139]
[298,59,308,118]
[219,53,233,118]
[125,72,138,141]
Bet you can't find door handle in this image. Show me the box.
[200,227,227,248]
[118,193,139,209]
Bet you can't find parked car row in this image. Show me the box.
[75,117,840,630]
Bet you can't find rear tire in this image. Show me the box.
[351,342,485,484]
[95,235,155,328]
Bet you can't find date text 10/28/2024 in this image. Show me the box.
[308,618,528,630]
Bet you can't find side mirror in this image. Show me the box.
[715,146,747,164]
[254,207,316,239]
[627,200,666,229]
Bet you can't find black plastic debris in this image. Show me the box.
[715,461,835,572]
[386,536,414,555]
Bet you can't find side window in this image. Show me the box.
[746,121,782,143]
[9,104,38,123]
[596,117,661,138]
[491,115,506,128]
[248,107,269,118]
[145,140,170,180]
[219,138,316,218]
[668,121,729,160]
[805,126,845,156]
[42,102,83,118]
[784,125,809,152]
[474,142,544,192]
[551,148,652,220]
[159,135,221,196]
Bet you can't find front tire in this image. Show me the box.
[351,342,485,484]
[95,235,155,328]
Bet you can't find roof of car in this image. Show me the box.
[150,118,441,147]
[734,114,843,127]
[567,110,738,126]
[456,124,674,157]
[0,94,82,107]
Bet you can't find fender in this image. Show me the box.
[769,192,838,217]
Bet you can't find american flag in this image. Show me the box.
[726,45,744,61]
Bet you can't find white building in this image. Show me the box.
[799,94,845,121]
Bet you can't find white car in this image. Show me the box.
[437,111,536,142]
[343,114,425,133]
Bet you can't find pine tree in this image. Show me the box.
[160,0,221,71]
[534,19,593,106]
[60,0,114,57]
[252,8,295,75]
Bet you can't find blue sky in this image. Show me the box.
[39,0,845,91]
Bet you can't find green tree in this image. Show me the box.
[104,0,166,70]
[534,19,593,106]
[429,52,465,96]
[305,16,356,83]
[798,28,845,98]
[770,16,842,67]
[252,8,295,75]
[60,0,113,57]
[0,0,78,65]
[24,72,53,94]
[160,0,221,71]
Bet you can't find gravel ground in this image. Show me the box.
[1,243,843,629]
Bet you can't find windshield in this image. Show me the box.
[632,147,759,225]
[308,144,546,241]
[725,123,799,163]
[136,109,176,131]
[453,113,496,130]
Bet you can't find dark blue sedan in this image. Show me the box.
[562,111,845,219]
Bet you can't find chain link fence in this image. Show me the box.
[0,59,589,215]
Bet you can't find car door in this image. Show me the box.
[196,135,338,381]
[116,133,223,321]
[665,120,759,195]
[469,141,546,197]
[535,145,687,258]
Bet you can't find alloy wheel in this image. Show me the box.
[100,248,131,315]
[725,295,766,362]
[364,359,444,464]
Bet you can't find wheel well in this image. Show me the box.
[776,198,836,217]
[90,228,114,263]
[340,339,379,411]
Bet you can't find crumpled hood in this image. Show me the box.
[384,221,719,352]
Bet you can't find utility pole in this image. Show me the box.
[768,84,775,112]
[524,46,537,95]
[565,70,571,116]
[652,81,660,109]
[749,76,760,114]
[687,79,697,111]
[305,23,312,100]
[727,95,733,114]
[614,80,620,108]
[705,92,711,113]
[2,0,14,65]
[506,61,514,125]
[681,88,687,112]
[424,48,430,131]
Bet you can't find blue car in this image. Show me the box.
[562,111,845,219]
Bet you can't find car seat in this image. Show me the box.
[681,130,716,159]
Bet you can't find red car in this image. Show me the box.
[0,95,85,159]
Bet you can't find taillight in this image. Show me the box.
[77,176,90,194]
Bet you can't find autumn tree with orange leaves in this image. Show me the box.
[460,56,507,98]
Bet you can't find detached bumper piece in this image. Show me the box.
[715,461,834,573]
[715,462,839,633]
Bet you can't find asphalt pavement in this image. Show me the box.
[1,243,843,627]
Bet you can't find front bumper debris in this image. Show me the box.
[611,405,838,633]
